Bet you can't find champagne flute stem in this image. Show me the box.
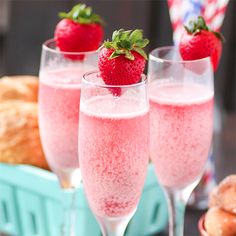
[61,189,77,236]
[165,189,185,236]
[164,181,199,236]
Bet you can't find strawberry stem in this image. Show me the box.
[184,16,224,41]
[59,3,104,25]
[184,16,209,34]
[101,29,149,60]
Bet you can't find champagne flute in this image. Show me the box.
[148,46,214,236]
[78,71,149,236]
[38,39,98,235]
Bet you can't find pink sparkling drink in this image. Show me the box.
[38,39,97,188]
[39,68,83,187]
[150,81,213,188]
[79,95,149,218]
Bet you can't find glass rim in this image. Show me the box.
[149,46,211,64]
[42,38,98,55]
[82,70,147,88]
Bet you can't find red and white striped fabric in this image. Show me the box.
[204,0,229,31]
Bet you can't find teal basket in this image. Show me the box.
[0,164,167,236]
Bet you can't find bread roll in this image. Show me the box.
[209,175,236,214]
[0,76,38,102]
[205,207,236,236]
[0,101,49,169]
[6,76,39,101]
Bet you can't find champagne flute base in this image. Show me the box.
[96,210,136,236]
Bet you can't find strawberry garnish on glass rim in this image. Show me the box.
[179,16,223,72]
[98,29,149,96]
[54,3,104,60]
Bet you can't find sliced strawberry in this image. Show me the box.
[179,16,223,72]
[54,3,104,60]
[98,29,149,95]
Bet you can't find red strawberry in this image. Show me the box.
[54,3,104,60]
[98,29,149,95]
[179,16,223,72]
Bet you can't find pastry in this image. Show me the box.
[209,175,236,214]
[5,75,39,101]
[0,75,38,102]
[205,207,236,236]
[0,101,49,170]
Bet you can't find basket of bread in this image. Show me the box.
[199,175,236,236]
[0,76,168,236]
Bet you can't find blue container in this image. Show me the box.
[0,164,167,236]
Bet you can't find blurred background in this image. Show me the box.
[0,0,235,111]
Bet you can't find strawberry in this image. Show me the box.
[54,3,104,60]
[179,16,223,72]
[98,29,149,95]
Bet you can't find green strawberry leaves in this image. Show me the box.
[102,29,149,60]
[184,16,224,41]
[184,16,209,34]
[59,3,104,25]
